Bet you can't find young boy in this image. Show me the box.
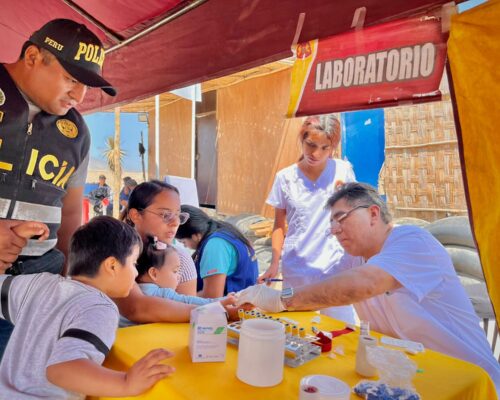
[0,216,175,398]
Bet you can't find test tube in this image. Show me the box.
[360,320,370,336]
[245,311,252,319]
[285,323,292,336]
[238,309,245,321]
[299,327,306,338]
[292,325,299,337]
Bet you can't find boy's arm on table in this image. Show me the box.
[114,283,195,323]
[46,349,174,397]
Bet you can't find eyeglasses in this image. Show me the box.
[140,209,190,225]
[330,205,370,230]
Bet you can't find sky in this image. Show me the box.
[458,0,486,12]
[83,112,149,172]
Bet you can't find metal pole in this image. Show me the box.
[155,95,160,179]
[191,85,196,179]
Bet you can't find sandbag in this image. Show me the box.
[224,213,255,227]
[445,245,483,281]
[225,214,266,235]
[253,245,273,273]
[254,236,272,247]
[458,275,494,319]
[425,216,476,248]
[393,217,430,228]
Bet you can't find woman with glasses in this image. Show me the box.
[115,180,198,323]
[175,205,259,298]
[258,114,359,323]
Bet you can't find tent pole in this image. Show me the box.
[191,86,196,180]
[105,0,208,54]
[155,95,160,179]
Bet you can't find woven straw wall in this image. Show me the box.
[381,95,468,222]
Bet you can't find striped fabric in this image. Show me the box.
[176,247,197,283]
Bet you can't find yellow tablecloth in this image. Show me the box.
[94,312,497,399]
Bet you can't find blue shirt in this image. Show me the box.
[199,237,237,279]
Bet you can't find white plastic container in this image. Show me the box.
[299,375,351,400]
[355,335,378,377]
[236,318,285,387]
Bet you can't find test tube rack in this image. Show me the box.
[228,312,321,368]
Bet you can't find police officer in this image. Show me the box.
[0,18,116,357]
[88,174,112,216]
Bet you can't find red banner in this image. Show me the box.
[287,16,448,117]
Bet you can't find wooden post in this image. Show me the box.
[113,107,122,219]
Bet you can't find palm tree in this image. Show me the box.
[102,108,125,218]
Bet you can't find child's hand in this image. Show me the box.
[220,292,237,307]
[11,221,50,240]
[124,348,175,395]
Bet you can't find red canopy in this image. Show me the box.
[0,0,459,113]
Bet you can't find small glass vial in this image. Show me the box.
[299,327,306,338]
[360,320,370,336]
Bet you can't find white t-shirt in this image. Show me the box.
[174,245,197,284]
[0,273,118,399]
[266,158,358,286]
[267,158,360,323]
[354,225,500,392]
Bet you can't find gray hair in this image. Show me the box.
[326,182,392,223]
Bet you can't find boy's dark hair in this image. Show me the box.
[69,216,142,277]
[326,182,392,223]
[136,236,177,279]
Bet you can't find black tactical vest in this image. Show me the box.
[0,64,90,256]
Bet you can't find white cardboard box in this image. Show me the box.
[189,302,228,363]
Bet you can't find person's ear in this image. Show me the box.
[193,233,203,245]
[147,267,158,282]
[102,256,119,276]
[23,45,42,67]
[128,208,142,226]
[368,205,380,225]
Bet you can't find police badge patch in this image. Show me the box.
[0,88,5,106]
[56,119,78,138]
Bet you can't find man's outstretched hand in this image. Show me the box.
[236,284,286,313]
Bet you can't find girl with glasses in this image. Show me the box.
[115,180,199,323]
[259,115,359,324]
[176,205,259,298]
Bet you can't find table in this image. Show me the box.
[94,312,497,399]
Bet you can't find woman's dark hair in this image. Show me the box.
[69,216,142,278]
[121,180,179,225]
[136,236,177,279]
[176,205,252,250]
